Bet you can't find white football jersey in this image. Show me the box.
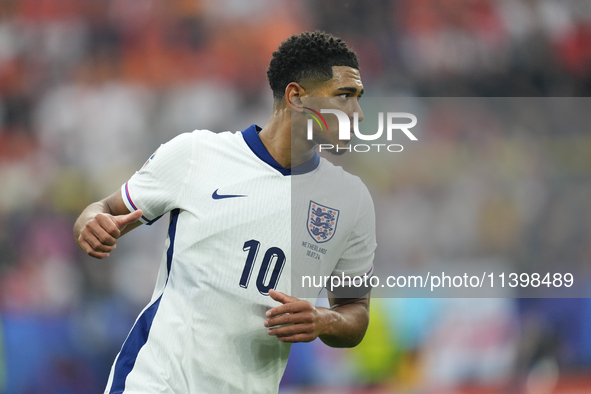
[105,125,376,394]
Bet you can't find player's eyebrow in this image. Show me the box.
[336,87,364,96]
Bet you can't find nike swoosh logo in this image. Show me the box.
[212,189,247,200]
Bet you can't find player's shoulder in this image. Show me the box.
[189,128,237,138]
[311,157,374,213]
[152,129,242,161]
[183,128,245,147]
[175,128,238,141]
[317,157,369,193]
[158,129,244,157]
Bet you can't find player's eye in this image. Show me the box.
[339,93,348,99]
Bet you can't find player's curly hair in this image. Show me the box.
[267,31,359,102]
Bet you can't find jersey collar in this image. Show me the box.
[241,124,320,176]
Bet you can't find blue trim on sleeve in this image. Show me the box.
[241,124,320,175]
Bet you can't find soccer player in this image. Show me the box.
[74,31,376,394]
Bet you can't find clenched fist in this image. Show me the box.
[76,209,143,259]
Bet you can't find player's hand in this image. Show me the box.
[264,289,329,343]
[77,210,143,259]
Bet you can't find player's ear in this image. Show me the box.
[285,82,306,114]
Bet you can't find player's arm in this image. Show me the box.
[74,190,143,259]
[265,289,370,347]
[320,291,370,347]
[75,133,195,259]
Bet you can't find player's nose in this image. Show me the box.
[351,100,364,123]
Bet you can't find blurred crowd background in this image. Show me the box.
[0,0,591,393]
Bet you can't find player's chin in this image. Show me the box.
[330,149,348,156]
[330,140,353,156]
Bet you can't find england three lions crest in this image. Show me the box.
[307,201,340,243]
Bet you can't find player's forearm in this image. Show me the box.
[318,301,369,348]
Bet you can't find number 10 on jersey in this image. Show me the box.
[239,240,286,295]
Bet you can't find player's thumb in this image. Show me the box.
[113,209,143,229]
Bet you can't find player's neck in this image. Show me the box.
[259,110,316,169]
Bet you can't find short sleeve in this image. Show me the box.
[332,184,376,280]
[121,132,193,225]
